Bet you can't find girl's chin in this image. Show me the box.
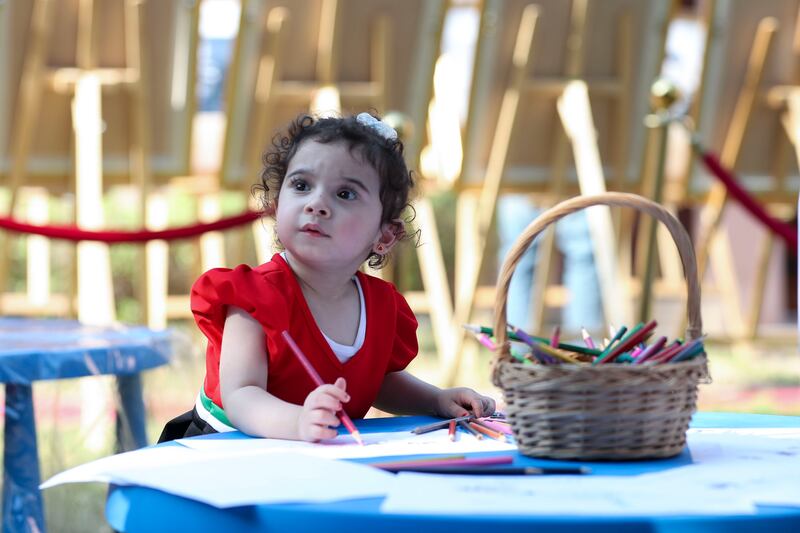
[284,249,365,268]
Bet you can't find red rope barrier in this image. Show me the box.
[0,210,264,243]
[695,148,798,253]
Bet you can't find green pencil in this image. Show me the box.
[462,324,601,356]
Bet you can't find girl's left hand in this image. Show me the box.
[435,387,496,419]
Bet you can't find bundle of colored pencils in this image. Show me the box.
[410,413,513,442]
[463,321,705,365]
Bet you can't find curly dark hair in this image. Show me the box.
[254,113,417,269]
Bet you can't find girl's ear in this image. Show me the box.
[372,219,405,255]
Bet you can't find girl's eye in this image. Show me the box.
[337,189,357,200]
[290,178,309,191]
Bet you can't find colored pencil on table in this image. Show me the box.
[371,455,513,470]
[411,414,473,435]
[380,465,592,475]
[458,419,483,439]
[448,419,457,441]
[469,421,505,440]
[281,330,364,446]
[476,418,513,435]
[369,455,466,469]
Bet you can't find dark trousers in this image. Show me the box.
[158,407,219,443]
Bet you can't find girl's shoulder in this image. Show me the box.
[192,255,295,300]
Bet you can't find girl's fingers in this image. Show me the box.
[319,382,351,403]
[309,424,338,440]
[310,409,340,428]
[308,393,342,413]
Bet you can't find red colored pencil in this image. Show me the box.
[448,419,457,441]
[550,326,561,348]
[598,320,658,364]
[281,330,364,445]
[646,341,683,364]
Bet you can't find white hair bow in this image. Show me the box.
[356,112,398,141]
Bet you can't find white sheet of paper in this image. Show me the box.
[40,445,200,489]
[109,451,394,508]
[638,433,800,508]
[380,473,755,516]
[177,428,517,459]
[42,445,394,508]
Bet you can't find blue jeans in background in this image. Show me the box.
[496,195,603,333]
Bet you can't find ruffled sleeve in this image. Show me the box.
[386,288,419,373]
[190,265,267,348]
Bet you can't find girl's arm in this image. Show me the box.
[374,371,496,418]
[219,306,349,441]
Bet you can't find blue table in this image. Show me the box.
[0,317,172,533]
[106,412,800,532]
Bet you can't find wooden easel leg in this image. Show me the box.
[447,6,539,385]
[709,230,746,338]
[413,198,456,379]
[25,188,51,310]
[0,0,55,313]
[747,233,774,339]
[694,17,777,294]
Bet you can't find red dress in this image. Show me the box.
[191,253,419,419]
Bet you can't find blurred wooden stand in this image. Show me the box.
[688,1,800,340]
[439,0,669,384]
[0,0,199,329]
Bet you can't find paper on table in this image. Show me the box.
[640,432,800,508]
[177,428,517,459]
[688,427,800,440]
[382,432,800,516]
[40,445,200,489]
[41,445,395,508]
[381,473,756,516]
[109,451,394,508]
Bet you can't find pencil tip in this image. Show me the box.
[353,431,364,446]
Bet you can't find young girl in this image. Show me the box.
[160,112,495,443]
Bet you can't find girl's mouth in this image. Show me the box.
[301,224,328,237]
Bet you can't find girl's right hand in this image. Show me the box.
[297,377,350,442]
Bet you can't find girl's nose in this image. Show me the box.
[304,197,330,217]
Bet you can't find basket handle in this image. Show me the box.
[493,192,702,363]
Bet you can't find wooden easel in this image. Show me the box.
[0,0,199,329]
[689,1,800,339]
[441,0,669,384]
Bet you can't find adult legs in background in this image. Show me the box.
[496,195,539,329]
[496,195,603,334]
[555,211,603,333]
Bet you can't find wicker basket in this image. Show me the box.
[492,192,710,460]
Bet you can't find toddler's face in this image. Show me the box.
[275,139,385,271]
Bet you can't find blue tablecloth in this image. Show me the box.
[106,412,800,533]
[0,317,172,533]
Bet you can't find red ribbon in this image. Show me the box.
[0,210,263,243]
[697,150,797,253]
